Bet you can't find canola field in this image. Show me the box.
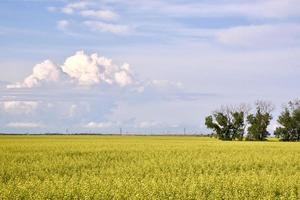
[0,135,299,199]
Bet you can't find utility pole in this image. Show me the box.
[120,127,123,135]
[184,127,186,135]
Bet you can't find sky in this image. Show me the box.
[0,0,299,134]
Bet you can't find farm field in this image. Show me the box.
[0,135,299,199]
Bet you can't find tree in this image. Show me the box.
[233,104,251,140]
[246,100,274,141]
[205,104,249,140]
[274,99,300,141]
[231,111,245,140]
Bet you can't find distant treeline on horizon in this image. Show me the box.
[205,99,300,141]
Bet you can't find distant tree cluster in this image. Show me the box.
[205,99,300,141]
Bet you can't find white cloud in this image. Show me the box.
[80,10,119,21]
[50,0,300,40]
[115,64,133,87]
[0,101,38,114]
[61,50,134,87]
[55,1,130,35]
[56,0,300,20]
[61,51,101,86]
[84,121,113,129]
[57,20,70,31]
[62,1,89,14]
[6,122,42,128]
[83,21,130,34]
[7,60,62,88]
[67,2,89,10]
[7,51,134,88]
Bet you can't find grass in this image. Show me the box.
[0,135,299,199]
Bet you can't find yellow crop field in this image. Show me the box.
[0,135,299,199]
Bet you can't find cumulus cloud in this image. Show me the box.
[6,122,42,128]
[61,51,101,86]
[83,21,130,34]
[7,51,134,88]
[62,51,133,86]
[80,10,119,21]
[115,64,134,87]
[0,101,38,114]
[7,60,62,88]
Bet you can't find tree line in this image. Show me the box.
[205,99,300,141]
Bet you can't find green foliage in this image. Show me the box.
[0,136,299,199]
[245,100,273,141]
[205,107,246,140]
[275,100,300,141]
[231,111,245,141]
[247,109,272,141]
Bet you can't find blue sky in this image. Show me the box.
[0,0,300,133]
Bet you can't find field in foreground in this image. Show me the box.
[0,136,299,199]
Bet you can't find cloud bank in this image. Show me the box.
[0,101,38,114]
[1,50,192,133]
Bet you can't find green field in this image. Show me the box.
[0,136,299,199]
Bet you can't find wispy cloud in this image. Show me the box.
[49,0,300,42]
[109,0,300,19]
[80,10,119,21]
[216,23,300,48]
[0,101,39,114]
[83,21,131,35]
[55,1,131,35]
[61,1,89,14]
[6,122,43,128]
